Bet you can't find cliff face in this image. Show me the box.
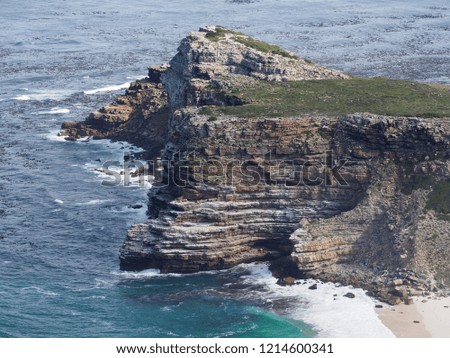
[61,26,450,304]
[62,66,169,159]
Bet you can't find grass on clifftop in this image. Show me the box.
[201,77,450,118]
[205,26,297,59]
[205,26,244,41]
[233,37,297,59]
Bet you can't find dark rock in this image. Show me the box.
[128,204,143,209]
[375,304,383,309]
[148,64,168,83]
[389,288,408,299]
[308,284,318,290]
[343,292,355,299]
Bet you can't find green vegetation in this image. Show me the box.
[407,174,436,192]
[233,37,297,59]
[204,26,296,58]
[437,213,450,222]
[205,26,245,41]
[403,175,450,220]
[201,77,450,118]
[426,180,450,216]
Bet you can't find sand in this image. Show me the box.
[377,296,450,338]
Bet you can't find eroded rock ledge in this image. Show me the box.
[61,26,450,305]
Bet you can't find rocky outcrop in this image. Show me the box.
[118,109,450,304]
[162,25,348,108]
[61,66,170,159]
[62,26,450,304]
[120,114,367,273]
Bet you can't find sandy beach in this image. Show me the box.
[377,296,450,338]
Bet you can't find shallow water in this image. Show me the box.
[0,0,448,337]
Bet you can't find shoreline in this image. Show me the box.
[377,296,450,338]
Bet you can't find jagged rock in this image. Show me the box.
[308,284,318,290]
[344,292,355,299]
[162,25,348,108]
[60,69,170,160]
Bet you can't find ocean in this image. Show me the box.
[0,0,448,338]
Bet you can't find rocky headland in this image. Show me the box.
[61,26,450,305]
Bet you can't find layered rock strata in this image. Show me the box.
[62,66,169,159]
[61,26,450,304]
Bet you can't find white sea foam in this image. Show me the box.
[83,162,153,189]
[83,82,130,95]
[12,89,71,101]
[113,268,223,280]
[93,278,116,289]
[126,75,145,80]
[110,204,148,223]
[46,130,152,194]
[21,286,59,297]
[76,199,111,206]
[113,262,393,337]
[13,95,31,101]
[115,269,162,279]
[37,107,70,115]
[83,295,106,300]
[54,199,64,204]
[240,263,394,338]
[45,130,71,142]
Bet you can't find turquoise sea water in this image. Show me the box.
[0,0,448,338]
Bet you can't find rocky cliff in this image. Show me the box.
[61,26,450,305]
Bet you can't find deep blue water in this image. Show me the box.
[0,0,448,338]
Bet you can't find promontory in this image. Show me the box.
[61,26,450,305]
